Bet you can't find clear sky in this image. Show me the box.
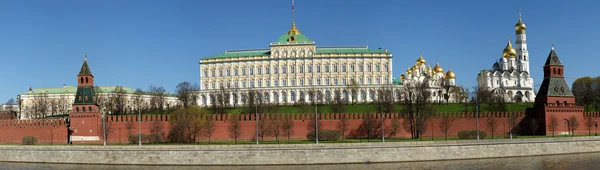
[0,0,599,102]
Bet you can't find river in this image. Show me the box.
[1,152,599,170]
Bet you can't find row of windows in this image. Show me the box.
[203,64,389,77]
[204,77,389,89]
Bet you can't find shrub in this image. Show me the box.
[22,136,38,145]
[457,130,487,139]
[306,130,342,141]
[129,134,164,144]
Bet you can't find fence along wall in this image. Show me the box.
[0,119,68,144]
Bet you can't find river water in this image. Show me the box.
[1,152,599,170]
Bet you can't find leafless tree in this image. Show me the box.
[487,114,499,139]
[387,114,401,140]
[569,115,579,137]
[149,86,166,114]
[5,98,16,118]
[94,86,109,114]
[356,113,380,141]
[585,116,595,136]
[228,114,242,144]
[109,86,128,115]
[346,79,360,105]
[307,112,322,140]
[270,114,284,144]
[99,118,113,142]
[125,120,135,137]
[548,115,559,137]
[203,113,216,144]
[149,120,163,143]
[176,81,200,108]
[32,93,49,118]
[256,114,271,142]
[244,89,265,115]
[49,98,60,116]
[231,88,240,108]
[332,90,345,113]
[508,112,520,137]
[214,85,231,114]
[133,88,145,112]
[401,82,435,139]
[282,114,294,143]
[168,106,204,143]
[376,84,395,114]
[337,113,350,142]
[439,114,455,140]
[531,117,539,137]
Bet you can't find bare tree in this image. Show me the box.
[133,88,145,112]
[203,113,216,144]
[109,86,128,115]
[548,115,559,137]
[32,93,49,118]
[357,113,380,141]
[376,84,395,114]
[585,116,595,136]
[5,99,16,118]
[149,120,163,143]
[530,117,539,137]
[167,106,204,143]
[387,114,402,140]
[270,114,283,144]
[94,86,109,114]
[487,114,499,139]
[149,86,166,114]
[99,118,113,142]
[508,112,520,137]
[125,120,135,137]
[228,114,242,144]
[256,114,271,142]
[337,113,350,142]
[307,112,322,140]
[282,114,294,143]
[176,81,200,108]
[346,79,360,105]
[215,85,231,114]
[332,90,345,113]
[439,114,455,140]
[401,82,435,139]
[569,115,579,137]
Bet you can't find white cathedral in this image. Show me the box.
[477,12,536,102]
[401,54,458,103]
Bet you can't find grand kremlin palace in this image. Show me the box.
[197,22,458,106]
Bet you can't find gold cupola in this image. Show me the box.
[416,53,426,65]
[400,74,406,80]
[406,66,412,74]
[433,61,444,73]
[515,9,526,34]
[502,39,517,58]
[445,69,456,79]
[287,21,301,35]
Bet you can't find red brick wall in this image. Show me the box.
[0,119,68,144]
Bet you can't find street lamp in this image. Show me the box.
[138,107,141,146]
[255,96,259,145]
[315,102,319,144]
[564,119,569,137]
[473,93,479,140]
[103,111,108,146]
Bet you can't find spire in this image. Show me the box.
[78,55,93,76]
[29,84,32,92]
[518,8,522,21]
[545,44,562,66]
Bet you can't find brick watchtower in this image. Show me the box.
[534,45,584,135]
[69,56,102,144]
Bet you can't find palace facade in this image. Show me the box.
[198,21,460,106]
[477,12,536,102]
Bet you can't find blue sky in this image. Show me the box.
[0,0,599,102]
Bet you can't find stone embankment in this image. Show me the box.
[1,137,600,165]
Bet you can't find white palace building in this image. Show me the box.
[197,20,459,106]
[477,11,536,102]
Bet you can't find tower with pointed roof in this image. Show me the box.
[534,45,584,135]
[69,56,102,144]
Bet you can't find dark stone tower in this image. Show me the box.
[69,56,102,144]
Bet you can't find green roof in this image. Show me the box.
[22,86,177,97]
[204,47,390,59]
[78,59,93,75]
[544,47,563,66]
[392,78,402,85]
[276,33,311,43]
[536,47,573,97]
[73,86,95,104]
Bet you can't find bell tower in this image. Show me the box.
[69,55,102,144]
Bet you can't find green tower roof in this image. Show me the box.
[78,58,93,75]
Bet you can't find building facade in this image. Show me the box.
[477,12,536,102]
[16,58,179,120]
[198,22,403,106]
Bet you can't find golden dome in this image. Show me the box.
[411,65,418,70]
[416,53,426,65]
[400,74,406,79]
[502,39,517,58]
[406,69,412,74]
[445,69,456,79]
[515,19,526,31]
[433,62,444,73]
[287,22,301,35]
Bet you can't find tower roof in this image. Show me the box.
[536,45,573,97]
[276,22,312,43]
[78,57,93,76]
[544,45,563,66]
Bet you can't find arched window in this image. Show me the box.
[556,100,560,106]
[80,77,84,84]
[553,68,556,75]
[564,101,568,106]
[76,107,80,112]
[88,106,92,112]
[85,77,89,83]
[82,107,86,112]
